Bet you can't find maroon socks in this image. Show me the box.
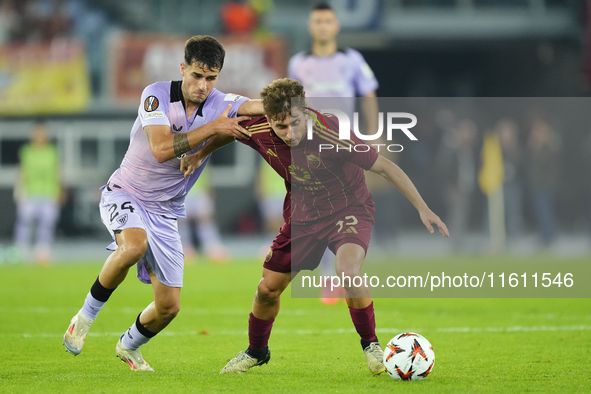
[349,302,378,348]
[247,303,377,354]
[248,312,274,350]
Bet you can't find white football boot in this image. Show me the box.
[220,349,271,374]
[63,311,95,356]
[364,342,386,375]
[115,336,154,372]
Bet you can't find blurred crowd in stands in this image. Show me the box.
[0,0,76,43]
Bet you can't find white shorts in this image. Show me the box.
[99,185,184,287]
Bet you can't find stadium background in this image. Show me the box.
[0,0,589,259]
[1,1,591,392]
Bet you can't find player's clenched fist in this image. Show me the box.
[180,152,203,178]
[212,105,252,139]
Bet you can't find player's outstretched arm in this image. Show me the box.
[237,99,264,116]
[180,135,235,178]
[369,155,449,237]
[145,105,251,163]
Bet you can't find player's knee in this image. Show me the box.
[158,302,180,321]
[256,282,281,305]
[166,305,180,320]
[335,263,362,287]
[118,239,147,264]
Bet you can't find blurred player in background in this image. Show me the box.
[13,119,62,265]
[526,112,560,246]
[496,118,523,242]
[436,119,478,252]
[183,79,448,375]
[63,35,263,371]
[288,2,379,303]
[178,166,229,263]
[288,2,378,112]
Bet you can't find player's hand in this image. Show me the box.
[212,105,252,139]
[180,152,202,178]
[419,209,449,238]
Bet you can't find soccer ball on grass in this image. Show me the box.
[382,332,435,381]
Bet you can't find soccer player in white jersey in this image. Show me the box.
[63,35,263,371]
[288,3,378,112]
[288,2,379,304]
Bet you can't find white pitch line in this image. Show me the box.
[1,307,590,321]
[5,324,591,339]
[0,306,315,316]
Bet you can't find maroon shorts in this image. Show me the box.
[263,204,375,274]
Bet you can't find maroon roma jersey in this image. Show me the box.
[239,113,378,225]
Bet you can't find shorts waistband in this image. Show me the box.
[106,183,122,192]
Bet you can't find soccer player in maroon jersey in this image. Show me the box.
[181,78,449,375]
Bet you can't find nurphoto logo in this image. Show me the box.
[305,108,418,153]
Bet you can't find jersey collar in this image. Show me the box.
[304,47,347,57]
[171,80,206,119]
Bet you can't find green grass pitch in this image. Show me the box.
[1,256,590,393]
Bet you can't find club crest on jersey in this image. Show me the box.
[144,96,159,112]
[117,213,128,226]
[306,154,322,168]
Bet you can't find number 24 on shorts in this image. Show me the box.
[108,201,135,224]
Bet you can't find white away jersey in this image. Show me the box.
[108,81,249,217]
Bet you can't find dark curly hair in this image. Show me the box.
[184,35,225,71]
[260,78,306,122]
